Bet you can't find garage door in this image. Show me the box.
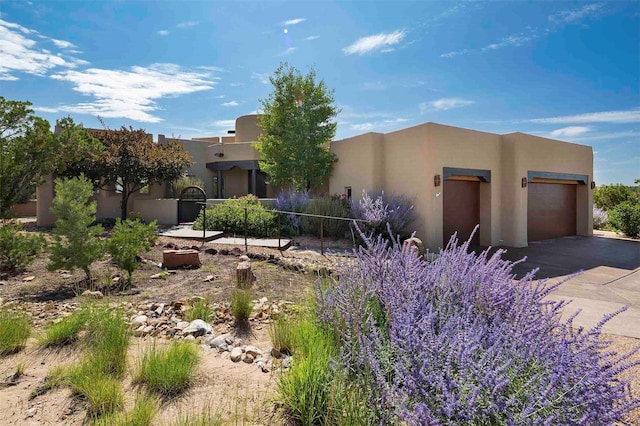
[443,179,480,246]
[527,182,576,241]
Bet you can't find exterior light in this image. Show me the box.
[591,181,596,189]
[521,177,528,188]
[434,174,441,187]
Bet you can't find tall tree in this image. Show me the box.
[256,63,338,191]
[76,126,192,220]
[0,97,100,218]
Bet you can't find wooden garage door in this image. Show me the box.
[443,180,480,246]
[527,182,576,241]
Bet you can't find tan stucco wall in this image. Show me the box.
[133,199,178,225]
[235,115,262,142]
[208,142,260,163]
[501,133,593,247]
[223,167,248,198]
[164,135,214,198]
[329,132,384,201]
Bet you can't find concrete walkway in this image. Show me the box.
[207,237,292,250]
[158,225,223,241]
[496,233,640,338]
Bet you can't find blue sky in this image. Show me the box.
[1,0,638,184]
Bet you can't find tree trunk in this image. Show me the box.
[121,186,129,220]
[236,261,255,288]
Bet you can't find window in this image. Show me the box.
[345,186,352,200]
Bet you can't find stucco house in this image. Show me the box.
[36,114,594,252]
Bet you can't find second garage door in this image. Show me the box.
[527,182,576,241]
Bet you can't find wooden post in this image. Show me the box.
[236,261,255,288]
[202,204,206,240]
[320,217,324,255]
[278,212,281,250]
[244,206,248,253]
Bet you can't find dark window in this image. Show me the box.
[345,186,352,200]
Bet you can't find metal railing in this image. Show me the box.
[196,202,370,254]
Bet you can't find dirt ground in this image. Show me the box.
[1,220,639,424]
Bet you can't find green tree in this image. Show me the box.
[256,63,338,191]
[0,97,102,218]
[48,175,105,282]
[593,183,639,210]
[107,218,158,286]
[72,126,192,220]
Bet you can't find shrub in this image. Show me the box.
[351,190,416,241]
[193,195,276,238]
[301,194,351,238]
[135,341,200,397]
[230,289,253,324]
[107,218,158,285]
[316,233,640,424]
[183,299,213,322]
[0,309,31,355]
[39,309,88,347]
[48,175,105,282]
[594,183,640,210]
[85,306,130,377]
[269,316,296,356]
[167,175,206,198]
[93,393,158,426]
[0,221,46,272]
[67,361,124,417]
[275,187,310,236]
[609,201,640,237]
[593,205,608,230]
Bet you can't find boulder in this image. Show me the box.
[244,345,262,358]
[230,347,243,362]
[131,315,148,327]
[182,319,213,337]
[402,237,426,257]
[81,290,104,299]
[162,250,201,269]
[209,333,232,349]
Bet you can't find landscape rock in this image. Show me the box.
[204,248,218,255]
[182,319,213,337]
[22,276,35,282]
[131,315,148,327]
[243,354,255,364]
[209,333,231,349]
[230,247,243,256]
[203,275,215,282]
[244,345,262,357]
[230,347,243,362]
[162,249,201,269]
[81,290,104,299]
[184,335,196,341]
[271,347,282,359]
[175,321,190,330]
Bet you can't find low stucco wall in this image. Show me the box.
[133,199,178,225]
[10,201,37,217]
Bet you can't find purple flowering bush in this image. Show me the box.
[593,205,609,230]
[351,190,416,241]
[316,231,639,424]
[275,187,310,236]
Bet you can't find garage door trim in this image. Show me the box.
[527,171,588,185]
[443,167,491,182]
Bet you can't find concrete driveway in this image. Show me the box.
[495,231,640,338]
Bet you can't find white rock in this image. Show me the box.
[131,315,148,327]
[230,347,243,362]
[175,321,190,330]
[244,345,262,357]
[184,335,196,341]
[182,319,213,337]
[209,333,232,349]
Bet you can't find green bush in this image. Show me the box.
[0,221,46,272]
[48,175,105,282]
[301,195,351,238]
[85,307,130,377]
[183,299,214,323]
[230,289,253,325]
[107,218,158,285]
[0,309,31,355]
[609,201,640,237]
[135,341,200,397]
[39,309,88,347]
[269,316,296,356]
[594,184,640,211]
[193,195,276,238]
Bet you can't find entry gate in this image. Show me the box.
[177,186,206,223]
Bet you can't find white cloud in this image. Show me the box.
[176,21,199,29]
[49,38,75,49]
[281,18,306,26]
[46,63,215,123]
[0,19,87,80]
[362,81,386,91]
[529,110,640,124]
[440,49,470,58]
[549,3,603,24]
[210,119,236,133]
[482,35,533,51]
[251,72,270,85]
[305,35,320,41]
[420,98,474,112]
[350,118,409,133]
[276,47,296,57]
[549,126,591,138]
[158,30,170,36]
[343,30,406,56]
[351,123,374,131]
[222,101,239,107]
[197,65,224,72]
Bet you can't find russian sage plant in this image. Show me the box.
[593,205,608,230]
[317,230,639,424]
[275,187,310,235]
[351,190,416,241]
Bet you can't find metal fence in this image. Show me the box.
[196,202,369,254]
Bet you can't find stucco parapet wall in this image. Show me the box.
[206,141,261,163]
